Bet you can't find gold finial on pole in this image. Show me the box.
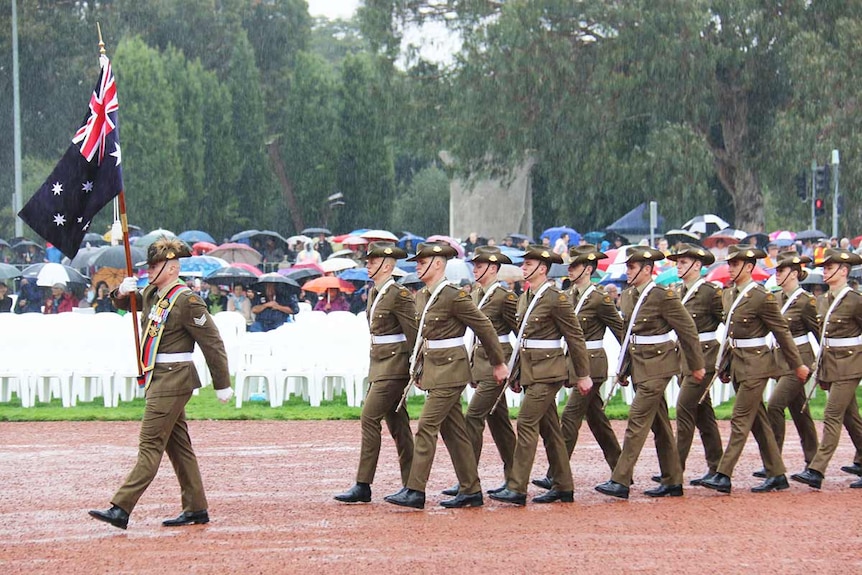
[97,22,105,55]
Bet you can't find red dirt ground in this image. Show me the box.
[0,420,860,574]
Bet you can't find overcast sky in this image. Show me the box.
[306,0,360,20]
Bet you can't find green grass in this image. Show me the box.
[0,382,855,422]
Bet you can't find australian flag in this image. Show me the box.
[19,54,123,260]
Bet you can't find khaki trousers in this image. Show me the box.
[355,379,414,486]
[113,392,207,514]
[540,379,621,482]
[509,381,572,493]
[675,372,723,473]
[716,378,786,477]
[464,380,516,478]
[406,385,480,495]
[612,377,682,486]
[809,379,862,474]
[766,374,819,464]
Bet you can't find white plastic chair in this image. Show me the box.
[234,332,282,408]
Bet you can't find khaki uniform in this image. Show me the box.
[507,282,590,493]
[675,280,725,475]
[766,289,820,464]
[551,285,623,471]
[111,281,230,514]
[715,281,802,478]
[405,280,505,494]
[611,282,703,487]
[355,281,417,486]
[464,283,518,478]
[809,289,862,475]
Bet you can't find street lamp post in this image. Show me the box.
[831,149,840,239]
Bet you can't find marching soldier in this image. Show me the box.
[532,244,624,491]
[89,238,233,530]
[384,242,508,509]
[490,245,592,506]
[335,242,417,503]
[791,248,862,489]
[663,244,724,486]
[595,246,704,499]
[761,253,819,475]
[441,246,518,497]
[701,245,809,494]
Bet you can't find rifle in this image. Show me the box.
[489,354,520,415]
[396,340,425,412]
[698,336,731,405]
[605,353,631,409]
[801,364,820,412]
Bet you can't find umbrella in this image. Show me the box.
[321,258,357,273]
[664,229,701,245]
[254,272,301,290]
[91,267,125,291]
[0,239,10,249]
[360,229,399,242]
[302,276,356,294]
[398,232,425,250]
[327,248,356,259]
[597,248,619,271]
[497,264,524,283]
[80,232,108,247]
[12,239,44,252]
[208,243,263,265]
[599,268,628,286]
[91,245,147,269]
[291,261,325,274]
[179,230,216,244]
[134,229,177,249]
[583,231,605,245]
[67,245,106,269]
[445,259,473,283]
[21,263,89,287]
[800,268,825,285]
[192,241,218,255]
[426,234,466,258]
[850,235,862,249]
[0,263,22,280]
[704,262,771,286]
[655,267,681,286]
[180,255,229,278]
[301,227,332,236]
[769,230,796,242]
[396,259,417,273]
[541,226,581,247]
[206,265,261,286]
[399,273,423,287]
[339,268,370,282]
[286,234,312,246]
[506,232,535,245]
[702,228,747,249]
[230,262,263,276]
[681,214,730,236]
[341,235,368,247]
[741,232,769,249]
[229,229,261,243]
[548,263,569,278]
[498,246,524,264]
[795,229,828,241]
[279,267,323,282]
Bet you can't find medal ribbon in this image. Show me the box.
[137,283,190,389]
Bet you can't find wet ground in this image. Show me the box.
[1,420,860,574]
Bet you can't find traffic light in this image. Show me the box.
[815,165,831,194]
[814,197,826,216]
[795,172,808,201]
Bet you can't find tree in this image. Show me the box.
[391,165,450,236]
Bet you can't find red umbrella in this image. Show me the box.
[851,235,862,249]
[302,276,356,294]
[704,263,771,287]
[291,262,325,274]
[597,248,619,271]
[426,234,465,258]
[192,241,218,255]
[231,262,263,277]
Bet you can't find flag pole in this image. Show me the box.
[98,23,143,379]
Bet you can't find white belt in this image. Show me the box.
[498,334,512,343]
[585,340,604,350]
[371,334,407,345]
[824,336,862,347]
[426,336,466,349]
[630,333,673,345]
[698,331,717,342]
[155,352,194,363]
[792,334,811,346]
[522,338,564,349]
[729,337,769,349]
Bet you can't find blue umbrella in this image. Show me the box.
[339,268,370,282]
[541,226,581,247]
[498,246,524,264]
[397,259,417,273]
[599,268,627,286]
[583,231,605,245]
[180,255,228,278]
[398,232,425,250]
[179,230,216,244]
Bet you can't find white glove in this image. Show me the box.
[216,387,234,403]
[118,276,138,296]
